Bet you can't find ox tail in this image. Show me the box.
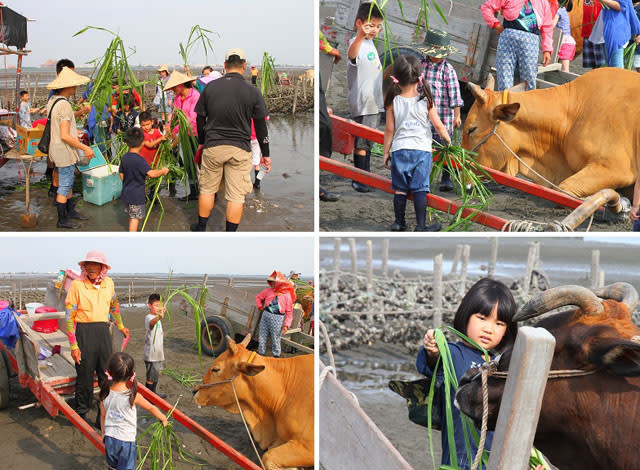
[514,285,604,321]
[593,283,639,313]
[559,189,621,231]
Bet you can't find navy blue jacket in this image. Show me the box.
[416,341,494,469]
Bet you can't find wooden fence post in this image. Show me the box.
[382,239,389,278]
[433,254,443,328]
[523,242,537,297]
[349,238,358,274]
[366,240,374,322]
[450,244,462,276]
[591,250,600,289]
[459,245,470,296]
[488,237,498,279]
[487,327,555,470]
[330,237,341,309]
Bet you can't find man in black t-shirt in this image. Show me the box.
[191,48,271,232]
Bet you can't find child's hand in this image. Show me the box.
[454,116,462,129]
[423,329,440,357]
[161,417,169,427]
[384,153,391,169]
[160,134,167,142]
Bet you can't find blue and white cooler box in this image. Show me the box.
[77,146,122,206]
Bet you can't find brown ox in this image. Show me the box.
[193,335,314,469]
[462,68,640,198]
[456,283,640,470]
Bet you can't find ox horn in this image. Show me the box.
[467,82,488,105]
[240,333,252,347]
[593,282,639,312]
[514,285,604,322]
[485,74,495,91]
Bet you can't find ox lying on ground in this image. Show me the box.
[193,335,313,470]
[462,68,640,198]
[456,283,640,470]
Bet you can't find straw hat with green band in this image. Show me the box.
[46,67,90,90]
[415,29,458,58]
[163,70,196,90]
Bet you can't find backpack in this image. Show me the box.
[37,97,66,155]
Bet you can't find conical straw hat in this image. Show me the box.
[46,67,90,90]
[164,70,195,90]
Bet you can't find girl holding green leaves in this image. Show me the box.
[416,278,518,469]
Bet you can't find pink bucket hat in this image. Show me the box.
[78,250,111,270]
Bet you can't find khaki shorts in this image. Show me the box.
[200,145,253,203]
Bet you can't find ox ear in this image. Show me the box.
[589,340,640,377]
[226,335,238,355]
[238,362,266,376]
[492,103,520,123]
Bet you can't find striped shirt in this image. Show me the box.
[421,59,463,144]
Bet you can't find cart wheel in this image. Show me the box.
[200,316,232,357]
[0,350,10,409]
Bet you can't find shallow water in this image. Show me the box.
[0,114,313,232]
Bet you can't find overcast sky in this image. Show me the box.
[14,0,314,67]
[0,235,314,275]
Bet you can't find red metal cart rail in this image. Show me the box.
[320,156,509,231]
[329,114,585,210]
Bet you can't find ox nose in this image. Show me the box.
[192,388,198,396]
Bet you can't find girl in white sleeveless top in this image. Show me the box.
[383,55,451,232]
[99,352,168,470]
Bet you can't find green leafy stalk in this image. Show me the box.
[259,52,278,106]
[163,368,202,389]
[624,42,637,71]
[178,25,219,68]
[163,285,212,363]
[430,130,495,231]
[136,398,205,470]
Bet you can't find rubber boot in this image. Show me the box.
[253,169,260,190]
[439,167,454,192]
[149,382,167,399]
[352,153,371,193]
[67,197,89,220]
[56,201,78,229]
[168,182,177,197]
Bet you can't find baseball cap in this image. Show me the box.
[225,48,246,61]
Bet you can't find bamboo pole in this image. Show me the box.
[19,280,23,310]
[433,254,443,328]
[330,238,342,308]
[488,237,498,279]
[349,238,357,274]
[450,245,462,276]
[591,250,600,289]
[128,282,132,306]
[382,239,389,277]
[366,240,374,322]
[459,245,470,296]
[292,79,299,115]
[524,242,537,297]
[599,269,605,289]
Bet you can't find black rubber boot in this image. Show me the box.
[352,153,371,193]
[149,382,167,399]
[439,167,454,192]
[253,169,261,189]
[168,182,177,197]
[190,216,208,232]
[67,198,89,220]
[56,201,78,229]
